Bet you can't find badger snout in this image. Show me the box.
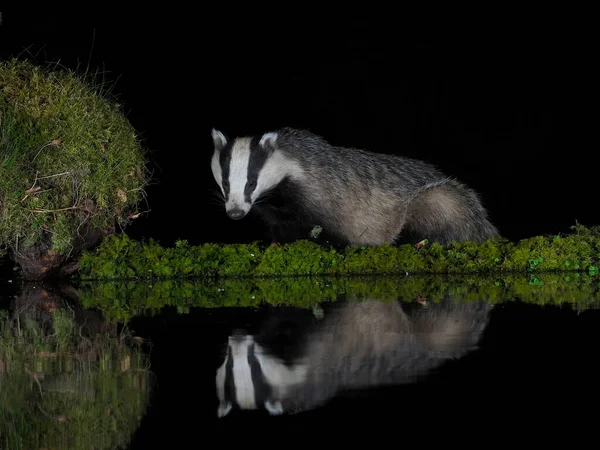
[227,208,247,220]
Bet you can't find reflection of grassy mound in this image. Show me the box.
[0,309,151,449]
[79,272,600,323]
[0,58,150,279]
[78,224,600,280]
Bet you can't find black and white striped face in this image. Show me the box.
[215,334,286,417]
[211,129,284,221]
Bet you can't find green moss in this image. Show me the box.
[77,224,600,281]
[253,240,340,276]
[0,58,150,256]
[0,306,151,449]
[77,271,600,323]
[216,242,263,276]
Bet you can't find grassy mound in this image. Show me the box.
[0,58,150,279]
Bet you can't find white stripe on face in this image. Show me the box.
[226,137,252,213]
[230,335,257,410]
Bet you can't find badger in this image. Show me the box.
[210,127,499,246]
[216,332,308,418]
[216,298,493,417]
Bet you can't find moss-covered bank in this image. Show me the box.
[0,58,150,280]
[77,224,600,281]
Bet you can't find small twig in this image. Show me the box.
[32,138,63,162]
[27,206,80,213]
[35,351,76,358]
[29,188,51,195]
[28,171,39,191]
[21,187,50,202]
[65,302,76,318]
[32,143,52,162]
[37,402,68,422]
[24,366,44,396]
[128,209,151,220]
[37,171,71,180]
[75,214,91,244]
[45,388,77,394]
[21,171,41,202]
[41,332,57,340]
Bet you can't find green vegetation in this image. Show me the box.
[74,224,600,322]
[0,58,149,264]
[0,308,151,449]
[78,224,600,281]
[77,272,600,323]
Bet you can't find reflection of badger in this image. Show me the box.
[216,333,307,418]
[216,298,493,417]
[210,127,499,246]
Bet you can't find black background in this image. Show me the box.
[1,11,596,247]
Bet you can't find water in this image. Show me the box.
[1,274,599,448]
[127,300,600,446]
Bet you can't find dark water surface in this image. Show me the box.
[1,274,599,448]
[132,303,599,446]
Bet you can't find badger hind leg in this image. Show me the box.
[400,179,499,246]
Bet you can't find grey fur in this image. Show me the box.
[216,298,493,416]
[211,127,499,246]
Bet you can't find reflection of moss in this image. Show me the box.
[78,272,600,323]
[0,308,151,449]
[78,224,600,280]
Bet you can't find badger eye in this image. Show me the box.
[222,179,229,189]
[247,180,257,190]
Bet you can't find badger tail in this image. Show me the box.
[400,178,499,246]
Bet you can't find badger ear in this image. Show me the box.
[212,128,228,152]
[265,399,284,415]
[259,132,278,153]
[217,401,232,418]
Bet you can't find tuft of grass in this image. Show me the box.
[0,58,150,257]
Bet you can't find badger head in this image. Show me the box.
[211,129,288,221]
[215,333,307,418]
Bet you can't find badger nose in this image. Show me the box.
[227,209,246,220]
